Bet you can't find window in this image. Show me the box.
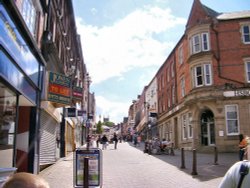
[178,45,183,65]
[171,62,175,78]
[180,77,185,97]
[190,32,210,54]
[242,25,250,44]
[172,85,175,105]
[188,113,193,138]
[182,114,188,139]
[225,105,239,135]
[245,61,250,82]
[193,64,212,87]
[21,0,37,36]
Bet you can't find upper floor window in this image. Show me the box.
[180,77,185,97]
[171,62,175,78]
[190,32,210,54]
[172,84,175,105]
[178,45,183,65]
[242,25,250,44]
[193,63,212,87]
[21,0,37,36]
[245,60,250,82]
[225,105,239,135]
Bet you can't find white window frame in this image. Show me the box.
[242,25,250,44]
[171,62,175,78]
[245,60,250,82]
[188,113,193,138]
[193,64,212,87]
[225,105,239,135]
[190,32,210,54]
[172,84,175,105]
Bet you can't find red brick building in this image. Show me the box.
[157,0,250,152]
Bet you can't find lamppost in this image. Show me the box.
[86,73,91,149]
[144,102,150,140]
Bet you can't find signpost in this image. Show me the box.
[74,148,102,188]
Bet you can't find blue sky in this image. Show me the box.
[72,0,249,124]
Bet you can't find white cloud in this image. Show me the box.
[76,6,186,84]
[95,95,130,123]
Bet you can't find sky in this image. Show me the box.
[72,0,250,124]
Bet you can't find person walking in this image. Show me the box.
[113,133,118,149]
[101,134,108,150]
[96,135,101,148]
[239,134,248,161]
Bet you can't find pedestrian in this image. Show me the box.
[219,160,250,188]
[3,172,50,188]
[239,134,248,161]
[137,135,141,147]
[101,134,108,150]
[133,134,138,147]
[96,135,101,148]
[113,133,118,149]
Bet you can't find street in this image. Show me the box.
[39,142,238,188]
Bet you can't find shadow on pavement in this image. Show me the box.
[127,141,238,182]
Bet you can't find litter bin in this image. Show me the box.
[0,167,17,187]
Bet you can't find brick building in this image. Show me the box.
[157,0,250,152]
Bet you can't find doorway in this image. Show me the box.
[200,109,215,146]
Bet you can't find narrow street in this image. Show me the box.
[40,142,238,188]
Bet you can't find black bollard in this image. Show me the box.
[214,146,218,165]
[84,157,89,187]
[191,149,198,175]
[180,148,185,169]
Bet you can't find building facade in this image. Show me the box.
[157,0,250,152]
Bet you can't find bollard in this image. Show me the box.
[170,143,175,156]
[180,148,185,169]
[214,146,218,165]
[191,149,198,175]
[84,157,89,187]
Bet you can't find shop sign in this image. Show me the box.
[67,107,76,117]
[73,86,83,100]
[48,72,71,105]
[77,110,86,117]
[224,89,250,97]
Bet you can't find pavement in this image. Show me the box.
[39,142,238,188]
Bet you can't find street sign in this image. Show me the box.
[74,148,102,188]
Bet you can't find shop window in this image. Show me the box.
[225,105,239,135]
[182,114,188,139]
[0,82,17,168]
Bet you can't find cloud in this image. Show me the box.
[75,6,186,84]
[95,95,130,123]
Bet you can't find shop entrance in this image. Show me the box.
[200,109,215,146]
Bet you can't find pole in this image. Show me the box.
[84,157,89,187]
[214,146,218,165]
[180,147,185,169]
[191,149,198,175]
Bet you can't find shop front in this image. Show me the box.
[0,2,44,174]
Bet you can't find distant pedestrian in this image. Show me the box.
[133,134,138,146]
[113,133,118,149]
[101,134,108,150]
[239,134,248,161]
[137,135,141,147]
[219,160,250,188]
[3,172,50,188]
[96,135,101,148]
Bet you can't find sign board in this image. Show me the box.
[74,148,102,188]
[67,107,76,117]
[48,72,71,105]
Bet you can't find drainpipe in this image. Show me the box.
[211,22,244,85]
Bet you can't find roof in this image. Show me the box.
[217,10,250,20]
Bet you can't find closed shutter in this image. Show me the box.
[40,111,58,165]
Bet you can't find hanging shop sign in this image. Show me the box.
[66,107,76,117]
[48,72,71,105]
[73,86,83,101]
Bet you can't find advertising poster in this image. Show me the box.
[74,148,102,187]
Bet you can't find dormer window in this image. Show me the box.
[190,32,210,54]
